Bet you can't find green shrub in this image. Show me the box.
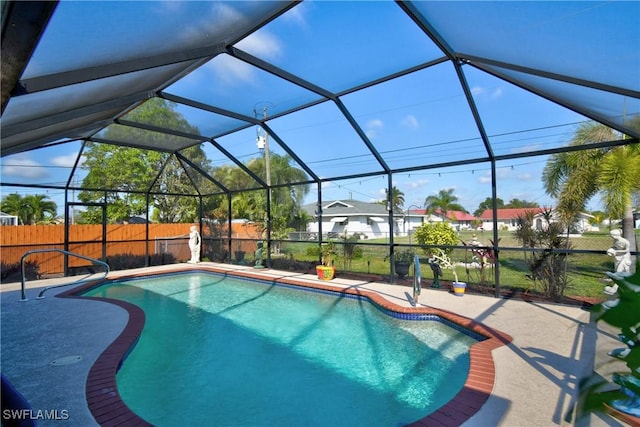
[413,222,458,256]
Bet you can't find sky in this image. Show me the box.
[3,1,637,218]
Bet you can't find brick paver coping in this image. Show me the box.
[61,265,513,427]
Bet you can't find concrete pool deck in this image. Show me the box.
[0,262,634,426]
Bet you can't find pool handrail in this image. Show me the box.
[19,249,110,301]
[413,254,421,304]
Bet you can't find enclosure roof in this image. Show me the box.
[1,1,639,194]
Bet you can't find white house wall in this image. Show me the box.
[307,215,393,239]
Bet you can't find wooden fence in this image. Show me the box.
[0,223,261,276]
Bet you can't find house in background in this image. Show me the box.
[302,199,397,239]
[477,208,544,231]
[436,209,477,230]
[0,211,19,226]
[478,208,597,233]
[402,208,475,234]
[402,209,438,236]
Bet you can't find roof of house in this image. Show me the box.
[443,210,476,222]
[408,208,476,222]
[302,200,389,217]
[478,208,545,220]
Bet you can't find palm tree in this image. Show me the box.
[424,188,466,220]
[542,121,640,266]
[1,193,27,224]
[385,186,405,213]
[22,194,57,224]
[0,193,57,224]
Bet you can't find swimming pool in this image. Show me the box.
[82,270,481,426]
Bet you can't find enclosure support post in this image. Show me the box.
[388,173,395,284]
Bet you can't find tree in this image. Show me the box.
[23,195,57,224]
[0,193,57,224]
[1,193,27,224]
[414,221,461,283]
[474,197,504,217]
[506,199,539,208]
[514,208,572,301]
[150,146,218,223]
[542,121,640,267]
[246,153,310,241]
[385,186,405,213]
[79,98,215,223]
[424,188,466,220]
[210,153,310,242]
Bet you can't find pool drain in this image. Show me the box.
[50,355,83,366]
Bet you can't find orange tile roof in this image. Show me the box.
[478,208,545,220]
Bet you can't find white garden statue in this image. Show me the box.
[607,229,632,274]
[604,229,632,295]
[188,226,201,263]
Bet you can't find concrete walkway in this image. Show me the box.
[0,263,630,426]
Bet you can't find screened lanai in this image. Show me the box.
[1,1,639,294]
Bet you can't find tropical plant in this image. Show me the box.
[577,266,640,421]
[385,186,405,213]
[394,249,415,263]
[320,241,337,267]
[424,188,467,220]
[542,121,640,269]
[341,232,361,270]
[0,193,57,224]
[414,221,460,283]
[514,208,572,300]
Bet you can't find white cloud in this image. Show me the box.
[52,153,82,168]
[365,119,384,139]
[401,114,419,129]
[478,172,491,184]
[478,168,510,184]
[406,178,429,190]
[1,155,49,179]
[236,31,282,60]
[368,119,383,129]
[471,85,503,100]
[471,86,485,96]
[207,54,256,86]
[282,2,310,27]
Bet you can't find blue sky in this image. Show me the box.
[3,0,635,217]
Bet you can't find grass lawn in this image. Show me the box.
[280,229,639,300]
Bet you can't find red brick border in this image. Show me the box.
[61,265,512,426]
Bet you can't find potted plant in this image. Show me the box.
[316,241,337,280]
[414,221,465,295]
[394,250,414,279]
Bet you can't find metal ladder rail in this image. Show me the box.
[20,249,110,301]
[412,254,421,304]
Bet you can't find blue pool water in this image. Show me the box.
[84,272,477,426]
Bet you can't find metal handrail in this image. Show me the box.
[20,249,110,301]
[412,254,421,304]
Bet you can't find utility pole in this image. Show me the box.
[255,104,273,264]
